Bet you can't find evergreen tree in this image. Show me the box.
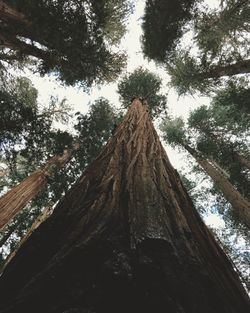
[167,51,250,95]
[142,0,198,61]
[193,0,250,61]
[0,97,120,265]
[161,117,250,230]
[0,0,132,85]
[0,143,79,230]
[0,99,249,313]
[117,67,167,117]
[142,0,250,95]
[188,96,250,198]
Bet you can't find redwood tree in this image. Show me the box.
[0,144,78,230]
[0,99,249,313]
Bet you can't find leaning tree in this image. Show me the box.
[0,98,249,313]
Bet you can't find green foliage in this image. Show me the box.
[212,81,250,131]
[143,0,250,96]
[160,117,186,147]
[181,171,250,291]
[0,96,121,266]
[41,97,122,204]
[0,75,72,174]
[0,204,44,269]
[142,0,198,61]
[167,51,214,95]
[194,0,250,60]
[1,0,132,86]
[117,67,167,117]
[74,97,122,167]
[188,99,250,200]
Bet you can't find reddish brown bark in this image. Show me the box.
[183,143,250,230]
[0,145,78,230]
[0,100,249,313]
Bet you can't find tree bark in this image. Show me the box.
[183,143,250,229]
[201,59,250,78]
[1,204,54,271]
[0,1,26,24]
[0,99,249,313]
[0,223,15,247]
[202,130,250,171]
[0,145,78,231]
[233,151,250,171]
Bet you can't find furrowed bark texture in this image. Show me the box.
[0,100,249,313]
[0,147,75,230]
[184,143,250,230]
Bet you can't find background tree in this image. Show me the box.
[0,97,121,267]
[142,0,250,96]
[0,99,249,313]
[181,171,250,291]
[117,67,167,117]
[193,0,250,61]
[167,51,250,95]
[0,0,132,86]
[161,117,250,229]
[188,88,250,198]
[141,0,198,61]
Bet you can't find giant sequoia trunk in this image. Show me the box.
[0,99,249,313]
[183,143,250,230]
[0,146,78,230]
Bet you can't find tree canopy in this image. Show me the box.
[117,67,167,117]
[142,0,198,61]
[0,0,132,86]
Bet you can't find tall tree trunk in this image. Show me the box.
[0,145,78,230]
[0,99,248,313]
[1,204,54,271]
[0,1,26,24]
[0,223,15,247]
[233,151,250,170]
[183,143,250,229]
[0,30,57,63]
[200,59,250,78]
[203,130,250,171]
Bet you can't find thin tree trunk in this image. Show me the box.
[0,99,249,313]
[2,204,54,271]
[0,144,79,230]
[0,30,57,63]
[0,223,16,247]
[0,1,26,24]
[205,131,250,171]
[183,143,250,229]
[201,59,250,78]
[233,151,250,170]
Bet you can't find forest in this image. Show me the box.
[0,0,249,312]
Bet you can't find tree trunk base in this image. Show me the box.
[1,235,248,313]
